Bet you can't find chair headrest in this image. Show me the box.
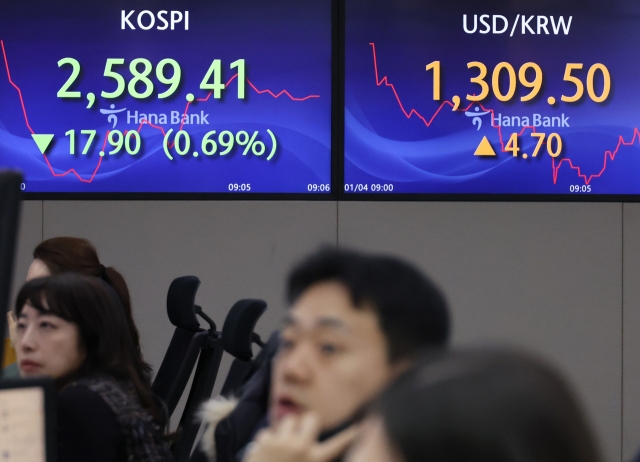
[222,299,267,361]
[166,276,201,330]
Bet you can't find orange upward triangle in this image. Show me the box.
[474,136,497,156]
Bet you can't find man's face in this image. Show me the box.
[270,281,392,431]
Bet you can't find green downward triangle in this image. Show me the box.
[32,134,54,154]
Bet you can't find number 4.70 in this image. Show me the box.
[65,130,97,155]
[505,132,563,158]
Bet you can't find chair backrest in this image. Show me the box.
[219,358,254,398]
[174,298,267,462]
[151,276,205,417]
[221,299,267,361]
[166,276,202,330]
[0,171,22,367]
[219,299,268,397]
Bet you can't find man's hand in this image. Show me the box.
[243,413,358,462]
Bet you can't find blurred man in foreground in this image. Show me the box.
[200,248,450,462]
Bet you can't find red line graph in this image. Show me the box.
[1,40,319,183]
[1,40,101,182]
[369,42,640,186]
[551,129,640,184]
[137,75,319,147]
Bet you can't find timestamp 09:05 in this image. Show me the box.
[570,185,591,193]
[229,183,250,192]
[344,184,394,192]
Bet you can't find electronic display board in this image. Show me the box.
[0,0,332,195]
[343,0,640,197]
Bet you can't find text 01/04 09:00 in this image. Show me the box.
[344,184,394,192]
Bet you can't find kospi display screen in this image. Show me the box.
[0,0,332,195]
[343,0,640,197]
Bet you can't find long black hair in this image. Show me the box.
[33,236,151,382]
[375,349,601,462]
[15,273,162,424]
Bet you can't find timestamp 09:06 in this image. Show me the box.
[307,184,331,192]
[344,184,394,192]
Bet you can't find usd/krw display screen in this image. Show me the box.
[344,0,640,196]
[0,0,332,194]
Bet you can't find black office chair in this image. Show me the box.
[174,299,267,462]
[219,300,267,398]
[187,330,278,462]
[151,276,212,418]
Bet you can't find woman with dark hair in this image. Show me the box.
[24,236,152,381]
[345,349,601,462]
[14,273,172,462]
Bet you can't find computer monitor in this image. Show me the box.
[343,0,640,199]
[0,170,22,364]
[0,0,333,197]
[0,377,57,462]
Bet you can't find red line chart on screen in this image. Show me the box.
[0,40,320,183]
[368,42,640,186]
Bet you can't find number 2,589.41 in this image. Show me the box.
[57,58,246,100]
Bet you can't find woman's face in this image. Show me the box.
[26,259,51,281]
[15,303,86,380]
[345,416,402,462]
